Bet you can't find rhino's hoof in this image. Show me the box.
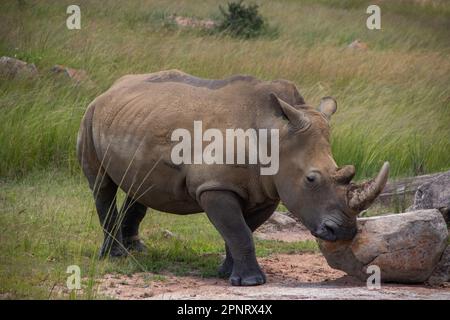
[229,272,266,286]
[218,258,233,278]
[99,244,128,259]
[123,238,148,253]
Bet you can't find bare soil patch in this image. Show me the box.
[98,253,450,300]
[97,212,449,299]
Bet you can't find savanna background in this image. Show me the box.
[0,0,449,299]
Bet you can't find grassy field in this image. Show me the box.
[1,0,450,178]
[0,170,317,299]
[0,0,449,299]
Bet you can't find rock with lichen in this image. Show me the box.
[318,209,448,283]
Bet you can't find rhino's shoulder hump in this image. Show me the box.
[267,79,305,105]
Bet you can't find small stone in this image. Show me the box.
[347,40,368,50]
[162,229,175,238]
[140,291,154,298]
[171,15,216,29]
[0,56,38,79]
[318,209,448,283]
[50,64,89,84]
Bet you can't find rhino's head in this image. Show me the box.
[269,93,389,241]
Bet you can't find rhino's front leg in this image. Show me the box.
[218,245,234,278]
[219,202,278,278]
[200,191,266,286]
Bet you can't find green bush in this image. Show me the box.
[217,1,267,38]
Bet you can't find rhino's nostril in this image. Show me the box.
[312,223,337,241]
[324,225,335,235]
[314,220,357,241]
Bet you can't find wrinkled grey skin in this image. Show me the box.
[77,70,389,286]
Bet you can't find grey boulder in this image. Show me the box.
[427,246,450,285]
[0,56,38,79]
[318,209,448,283]
[263,211,298,230]
[408,170,450,225]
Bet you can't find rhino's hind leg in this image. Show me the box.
[93,175,127,258]
[77,103,126,258]
[201,191,266,286]
[120,196,148,253]
[218,203,278,278]
[79,157,127,258]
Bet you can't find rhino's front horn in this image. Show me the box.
[347,162,390,213]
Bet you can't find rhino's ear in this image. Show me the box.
[270,93,311,132]
[318,96,337,120]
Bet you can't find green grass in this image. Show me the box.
[0,0,449,178]
[1,0,449,299]
[0,170,318,299]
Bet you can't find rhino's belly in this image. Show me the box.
[105,157,202,214]
[133,188,202,214]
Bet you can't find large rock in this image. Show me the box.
[408,171,450,224]
[375,172,442,208]
[255,211,314,242]
[318,209,448,283]
[0,56,38,79]
[264,211,298,230]
[427,246,450,285]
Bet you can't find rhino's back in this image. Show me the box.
[95,70,264,140]
[94,69,304,146]
[111,69,260,91]
[87,70,303,212]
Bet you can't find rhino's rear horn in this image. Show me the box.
[347,162,390,213]
[334,165,356,184]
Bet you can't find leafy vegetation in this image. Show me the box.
[216,1,270,38]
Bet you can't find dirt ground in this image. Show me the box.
[96,218,450,300]
[98,252,450,300]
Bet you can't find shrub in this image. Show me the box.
[217,1,267,38]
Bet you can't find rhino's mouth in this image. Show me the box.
[310,218,357,242]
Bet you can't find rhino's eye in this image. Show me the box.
[305,171,321,186]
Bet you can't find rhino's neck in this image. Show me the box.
[259,174,279,201]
